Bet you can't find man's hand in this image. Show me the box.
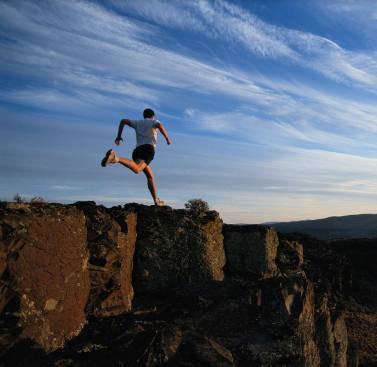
[115,137,123,145]
[166,138,171,145]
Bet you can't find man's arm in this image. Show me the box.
[115,119,133,145]
[155,122,171,145]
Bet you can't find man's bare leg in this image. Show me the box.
[143,166,165,206]
[118,157,146,173]
[102,150,164,205]
[102,149,146,173]
[143,165,157,203]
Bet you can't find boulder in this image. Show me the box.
[0,203,89,352]
[127,204,225,294]
[223,225,279,279]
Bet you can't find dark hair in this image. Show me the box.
[143,108,155,118]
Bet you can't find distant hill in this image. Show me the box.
[271,214,377,240]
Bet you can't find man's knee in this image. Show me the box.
[131,167,141,174]
[134,162,146,174]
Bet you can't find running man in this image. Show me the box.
[101,108,171,206]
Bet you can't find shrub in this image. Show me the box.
[30,196,46,203]
[13,193,25,203]
[185,198,210,212]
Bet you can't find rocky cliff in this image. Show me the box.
[284,232,377,367]
[0,202,358,366]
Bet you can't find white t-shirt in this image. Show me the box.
[128,118,159,148]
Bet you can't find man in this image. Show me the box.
[101,108,171,206]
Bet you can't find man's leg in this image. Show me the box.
[143,166,164,205]
[143,165,158,203]
[102,150,164,205]
[103,149,147,173]
[118,157,146,173]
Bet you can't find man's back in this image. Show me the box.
[129,118,158,148]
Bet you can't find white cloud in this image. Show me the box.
[0,1,280,112]
[317,0,377,24]
[50,185,81,191]
[183,108,197,119]
[113,0,207,33]
[3,0,377,124]
[0,88,128,113]
[120,0,377,89]
[119,0,295,58]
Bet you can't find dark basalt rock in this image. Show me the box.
[126,203,225,294]
[223,224,279,279]
[277,239,304,274]
[0,202,361,366]
[75,201,137,317]
[0,203,89,353]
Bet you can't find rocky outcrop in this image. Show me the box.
[0,202,356,367]
[127,204,225,294]
[0,203,89,352]
[297,280,321,367]
[223,224,278,279]
[314,294,348,367]
[223,224,350,367]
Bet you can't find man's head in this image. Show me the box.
[143,108,155,119]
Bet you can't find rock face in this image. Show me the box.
[297,280,321,367]
[0,203,89,352]
[127,204,225,294]
[75,202,137,317]
[280,232,362,366]
[277,239,304,274]
[223,224,350,367]
[223,224,278,279]
[0,202,357,367]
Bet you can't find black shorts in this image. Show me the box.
[132,144,155,165]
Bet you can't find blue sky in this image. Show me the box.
[2,0,377,223]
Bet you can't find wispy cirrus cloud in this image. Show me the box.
[3,0,377,161]
[0,1,277,113]
[2,0,377,122]
[116,0,295,58]
[191,109,371,154]
[2,0,377,141]
[121,0,377,89]
[188,72,377,157]
[317,0,377,24]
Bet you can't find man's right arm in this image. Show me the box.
[115,119,133,145]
